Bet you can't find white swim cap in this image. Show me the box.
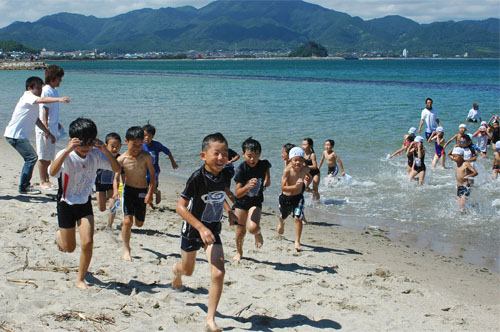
[481,121,487,126]
[452,147,464,155]
[414,136,424,143]
[459,124,467,129]
[436,127,444,132]
[496,141,500,149]
[289,147,305,159]
[408,127,417,135]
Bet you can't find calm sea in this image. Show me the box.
[1,59,499,270]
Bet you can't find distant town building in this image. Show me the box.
[402,48,409,58]
[40,48,55,58]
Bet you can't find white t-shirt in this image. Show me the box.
[467,108,481,121]
[4,91,39,139]
[50,149,113,205]
[36,85,59,134]
[421,108,439,133]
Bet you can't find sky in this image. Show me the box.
[0,0,499,28]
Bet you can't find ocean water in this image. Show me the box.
[1,59,499,270]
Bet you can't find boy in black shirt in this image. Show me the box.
[232,137,271,261]
[172,132,237,332]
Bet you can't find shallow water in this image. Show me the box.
[1,59,498,270]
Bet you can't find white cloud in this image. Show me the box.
[0,0,498,28]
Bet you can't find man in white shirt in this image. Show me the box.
[418,97,443,140]
[4,76,70,194]
[36,65,65,190]
[466,102,482,123]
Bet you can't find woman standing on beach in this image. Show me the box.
[302,138,320,200]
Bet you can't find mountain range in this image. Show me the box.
[0,0,498,57]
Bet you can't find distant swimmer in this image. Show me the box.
[407,136,426,186]
[318,139,346,179]
[428,126,446,169]
[449,147,477,214]
[466,102,482,123]
[418,97,442,139]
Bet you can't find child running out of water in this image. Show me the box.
[281,143,295,166]
[277,147,310,251]
[408,136,426,186]
[232,137,271,261]
[95,132,122,230]
[428,126,446,168]
[459,134,477,187]
[318,139,345,178]
[302,138,320,200]
[449,147,477,213]
[472,125,492,159]
[493,141,500,180]
[443,124,467,150]
[389,127,416,173]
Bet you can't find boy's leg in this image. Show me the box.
[75,216,94,290]
[106,189,116,228]
[312,175,320,200]
[205,244,225,332]
[247,206,263,249]
[172,249,197,289]
[233,208,248,261]
[294,216,303,251]
[458,196,466,213]
[56,227,77,253]
[121,215,134,261]
[96,191,107,212]
[37,159,51,186]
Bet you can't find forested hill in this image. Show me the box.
[0,0,498,57]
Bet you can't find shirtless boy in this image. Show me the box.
[277,147,310,251]
[114,126,155,261]
[318,139,345,178]
[449,147,477,213]
[492,141,500,180]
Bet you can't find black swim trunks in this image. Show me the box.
[233,200,262,211]
[327,165,339,176]
[123,185,147,221]
[279,193,305,220]
[180,221,222,252]
[457,185,471,198]
[57,196,93,229]
[95,168,115,192]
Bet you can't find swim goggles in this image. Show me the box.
[79,140,95,146]
[109,199,120,215]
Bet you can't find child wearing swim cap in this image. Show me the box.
[472,125,492,159]
[407,136,426,186]
[428,126,446,169]
[449,146,477,214]
[277,147,311,251]
[492,141,500,180]
[389,127,417,174]
[443,124,467,150]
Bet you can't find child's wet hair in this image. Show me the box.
[126,126,145,140]
[202,132,227,151]
[461,133,471,142]
[325,139,335,148]
[283,143,295,154]
[242,137,261,154]
[303,137,315,153]
[25,76,43,90]
[105,132,121,144]
[142,123,156,136]
[45,65,64,84]
[69,118,97,141]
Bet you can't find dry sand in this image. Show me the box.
[0,136,498,331]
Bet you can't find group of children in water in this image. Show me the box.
[389,97,500,213]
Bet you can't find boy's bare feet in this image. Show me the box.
[75,280,90,290]
[302,216,308,225]
[205,322,222,332]
[122,248,132,261]
[295,241,301,251]
[172,264,183,290]
[233,253,242,261]
[277,221,284,235]
[255,233,264,248]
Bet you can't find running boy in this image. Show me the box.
[493,141,500,180]
[172,133,237,332]
[318,139,345,178]
[443,124,467,150]
[115,127,156,261]
[95,132,122,230]
[277,147,310,251]
[232,137,271,261]
[472,125,492,158]
[408,136,426,186]
[449,147,477,213]
[428,127,446,168]
[142,123,178,206]
[49,118,121,289]
[4,76,70,194]
[36,65,66,190]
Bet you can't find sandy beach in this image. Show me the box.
[0,136,498,332]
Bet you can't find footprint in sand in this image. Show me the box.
[251,274,267,281]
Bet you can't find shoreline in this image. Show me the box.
[0,136,498,331]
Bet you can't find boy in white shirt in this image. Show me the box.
[4,76,70,195]
[49,118,121,289]
[36,65,65,190]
